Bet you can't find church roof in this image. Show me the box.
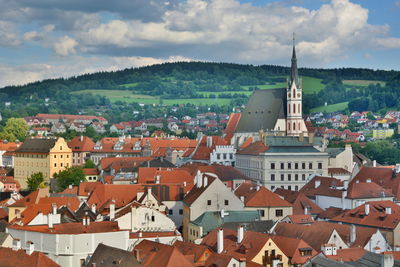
[235,88,287,133]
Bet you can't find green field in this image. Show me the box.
[72,89,231,105]
[302,76,325,93]
[310,101,349,113]
[119,83,138,88]
[200,91,253,97]
[343,80,385,87]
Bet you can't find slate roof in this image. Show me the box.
[221,220,275,234]
[235,89,287,133]
[191,210,260,236]
[15,138,57,153]
[87,243,141,267]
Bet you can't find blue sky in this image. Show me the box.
[0,0,399,87]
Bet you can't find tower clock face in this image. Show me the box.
[297,93,301,97]
[288,93,291,98]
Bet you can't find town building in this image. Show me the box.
[14,138,72,189]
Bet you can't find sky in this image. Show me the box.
[0,0,399,87]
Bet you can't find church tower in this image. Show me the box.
[286,35,306,136]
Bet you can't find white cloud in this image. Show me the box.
[0,21,21,46]
[374,37,400,49]
[53,36,78,56]
[0,55,193,87]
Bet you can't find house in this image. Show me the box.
[182,174,244,241]
[29,127,50,136]
[68,136,94,166]
[234,183,292,221]
[326,144,354,174]
[273,221,390,253]
[50,123,66,134]
[187,210,261,242]
[90,122,106,134]
[36,113,108,125]
[201,228,317,266]
[329,200,400,247]
[83,168,100,182]
[0,176,19,192]
[373,128,395,139]
[7,221,129,267]
[0,140,21,168]
[68,122,86,133]
[14,137,72,189]
[173,240,213,266]
[24,116,48,126]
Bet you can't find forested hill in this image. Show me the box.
[0,61,399,123]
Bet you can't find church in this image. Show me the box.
[231,40,308,147]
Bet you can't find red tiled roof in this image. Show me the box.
[173,241,212,263]
[234,183,292,207]
[129,231,179,239]
[292,193,324,215]
[67,136,95,152]
[285,214,314,224]
[237,141,268,155]
[87,184,145,209]
[78,181,101,197]
[300,176,344,198]
[99,157,152,170]
[83,168,99,176]
[330,200,400,230]
[8,221,121,234]
[191,136,228,160]
[183,176,216,206]
[0,141,21,151]
[328,168,351,175]
[9,188,49,208]
[224,113,241,143]
[182,163,250,182]
[137,168,194,187]
[0,247,60,267]
[326,247,367,262]
[346,182,393,199]
[134,240,194,267]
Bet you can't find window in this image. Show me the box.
[60,163,63,167]
[288,163,292,169]
[54,155,56,158]
[151,215,155,222]
[80,259,85,267]
[259,209,265,217]
[54,163,57,167]
[302,174,306,180]
[295,163,298,169]
[318,163,323,169]
[223,153,227,160]
[60,155,63,158]
[309,162,313,169]
[230,154,233,160]
[288,174,291,181]
[207,200,211,205]
[280,174,284,181]
[280,162,284,169]
[224,200,229,205]
[271,163,275,169]
[271,174,275,181]
[275,209,283,217]
[271,186,275,191]
[302,163,306,169]
[179,209,183,215]
[67,155,69,158]
[217,154,221,160]
[295,174,298,181]
[288,186,291,190]
[295,186,298,191]
[60,146,62,150]
[168,209,173,215]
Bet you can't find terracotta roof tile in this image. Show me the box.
[326,247,367,262]
[182,163,250,182]
[8,221,121,234]
[346,182,393,199]
[0,247,60,267]
[183,176,216,206]
[83,168,99,176]
[285,214,314,224]
[67,136,95,152]
[173,240,212,263]
[234,183,292,207]
[237,141,268,155]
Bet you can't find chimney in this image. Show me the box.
[343,180,349,189]
[80,135,83,142]
[197,173,203,188]
[308,132,314,144]
[237,225,244,243]
[256,185,260,191]
[82,217,87,226]
[366,178,372,183]
[350,224,356,243]
[217,229,224,254]
[386,207,392,215]
[373,160,377,167]
[12,239,21,251]
[365,204,370,215]
[304,206,310,215]
[110,200,115,220]
[91,204,96,214]
[25,241,34,255]
[207,136,213,148]
[203,176,208,187]
[183,181,187,187]
[52,203,57,215]
[381,254,394,267]
[299,132,304,142]
[48,213,53,229]
[315,180,321,189]
[155,175,160,184]
[240,196,245,202]
[147,187,152,198]
[68,184,73,189]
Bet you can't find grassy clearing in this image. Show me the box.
[199,91,252,97]
[119,83,139,88]
[302,76,325,94]
[343,80,385,87]
[310,101,349,113]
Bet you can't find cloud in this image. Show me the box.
[23,24,55,41]
[375,37,400,49]
[0,55,193,87]
[0,21,21,46]
[53,36,78,56]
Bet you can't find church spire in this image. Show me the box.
[290,33,299,87]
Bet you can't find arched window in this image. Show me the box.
[293,104,296,113]
[293,122,296,130]
[288,122,291,131]
[298,103,301,114]
[298,122,301,130]
[293,89,295,97]
[288,104,290,114]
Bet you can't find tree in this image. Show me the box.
[27,172,45,191]
[0,118,29,142]
[83,159,96,168]
[54,166,86,192]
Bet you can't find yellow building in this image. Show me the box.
[14,137,72,189]
[372,129,394,139]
